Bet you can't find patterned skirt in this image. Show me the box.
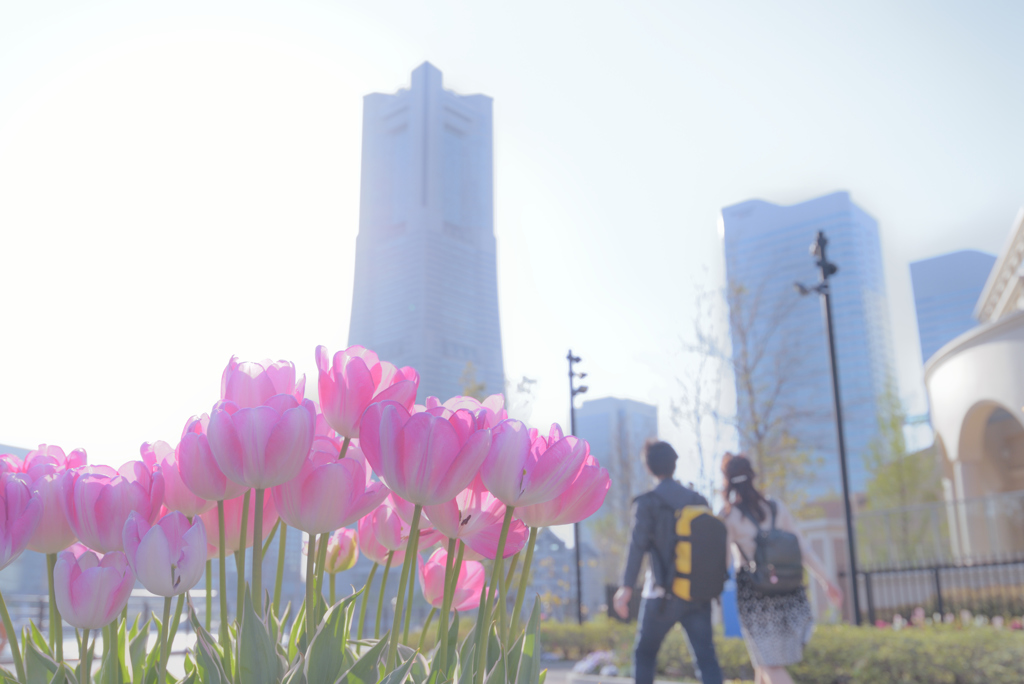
[736,570,814,668]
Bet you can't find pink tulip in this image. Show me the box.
[316,345,419,439]
[1,445,85,554]
[53,547,134,629]
[207,394,317,489]
[359,401,491,506]
[423,484,526,560]
[177,414,246,502]
[357,503,407,565]
[123,511,207,596]
[312,415,375,485]
[481,422,587,508]
[141,441,212,518]
[271,448,389,534]
[515,455,610,527]
[198,489,279,556]
[418,547,485,611]
[220,356,306,409]
[61,462,164,553]
[423,395,508,428]
[305,528,359,574]
[0,473,43,569]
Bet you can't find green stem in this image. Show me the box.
[217,501,230,653]
[80,628,91,684]
[417,607,436,653]
[503,551,521,599]
[357,562,378,640]
[274,523,288,616]
[157,596,171,684]
[48,552,64,662]
[509,527,538,638]
[236,489,251,620]
[436,538,458,676]
[206,559,212,632]
[305,535,317,646]
[262,519,280,558]
[329,573,336,606]
[375,552,394,639]
[314,532,330,619]
[252,488,265,615]
[166,593,185,665]
[0,588,25,683]
[475,506,514,684]
[386,504,421,670]
[339,436,352,459]
[402,552,417,644]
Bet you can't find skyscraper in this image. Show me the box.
[348,63,505,402]
[910,250,996,364]
[721,191,896,495]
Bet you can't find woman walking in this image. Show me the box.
[720,454,843,684]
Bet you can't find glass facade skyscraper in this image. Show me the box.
[910,250,995,364]
[349,63,505,402]
[721,191,896,495]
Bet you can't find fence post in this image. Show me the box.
[933,567,943,616]
[864,572,875,626]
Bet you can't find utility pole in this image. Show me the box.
[567,350,588,624]
[795,231,862,625]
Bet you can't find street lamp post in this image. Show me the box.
[795,231,862,625]
[567,350,588,625]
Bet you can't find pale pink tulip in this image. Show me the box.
[385,493,447,550]
[423,484,526,560]
[141,441,212,518]
[198,489,279,556]
[305,528,359,574]
[207,395,316,489]
[424,395,508,428]
[61,463,164,553]
[1,445,85,554]
[316,345,419,439]
[481,422,587,508]
[313,415,375,485]
[418,547,485,611]
[271,449,388,534]
[0,473,42,569]
[53,547,134,630]
[177,414,246,502]
[357,503,407,565]
[359,401,491,506]
[123,511,206,597]
[220,356,305,409]
[515,455,610,527]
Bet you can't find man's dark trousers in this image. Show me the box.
[634,595,722,684]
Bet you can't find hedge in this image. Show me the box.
[539,618,1024,684]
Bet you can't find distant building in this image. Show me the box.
[721,191,897,495]
[911,250,996,364]
[524,528,600,622]
[348,63,505,402]
[576,397,658,589]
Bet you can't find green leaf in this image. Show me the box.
[333,632,388,684]
[304,601,351,684]
[47,663,76,684]
[378,654,418,684]
[179,672,197,684]
[537,670,546,684]
[456,626,476,684]
[482,637,505,684]
[513,600,542,684]
[282,654,307,684]
[29,621,53,658]
[129,619,151,684]
[408,653,430,684]
[239,587,280,684]
[505,632,526,684]
[289,601,307,663]
[24,634,59,684]
[485,626,501,679]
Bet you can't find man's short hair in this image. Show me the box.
[644,440,677,477]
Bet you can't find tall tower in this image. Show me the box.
[349,63,505,402]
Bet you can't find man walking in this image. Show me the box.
[613,441,723,684]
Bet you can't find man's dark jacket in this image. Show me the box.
[622,478,710,592]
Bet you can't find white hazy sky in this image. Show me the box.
[2,1,1023,475]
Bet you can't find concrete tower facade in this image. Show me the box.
[349,63,505,402]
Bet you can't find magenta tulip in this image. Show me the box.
[141,441,212,518]
[481,422,587,508]
[198,489,279,556]
[207,394,316,489]
[316,345,419,439]
[220,356,306,409]
[1,445,85,554]
[359,401,491,506]
[515,454,610,527]
[177,414,246,502]
[123,511,207,597]
[61,462,164,553]
[423,484,526,560]
[0,473,43,569]
[53,547,134,629]
[271,448,389,534]
[418,547,485,611]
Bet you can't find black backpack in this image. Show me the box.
[659,498,728,602]
[737,501,804,595]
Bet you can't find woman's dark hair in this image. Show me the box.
[722,453,769,523]
[644,440,677,478]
